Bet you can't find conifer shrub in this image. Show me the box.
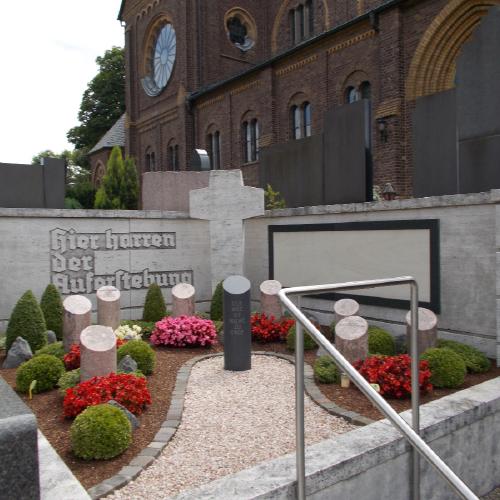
[436,339,491,374]
[286,325,317,351]
[35,341,65,360]
[40,284,63,340]
[368,326,396,356]
[70,404,132,460]
[58,368,81,395]
[314,356,340,384]
[6,290,47,352]
[142,283,167,322]
[117,340,156,375]
[421,347,466,388]
[210,281,224,321]
[16,354,65,394]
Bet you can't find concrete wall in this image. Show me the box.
[244,191,500,360]
[0,208,210,331]
[172,377,500,499]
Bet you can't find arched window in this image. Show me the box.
[346,86,359,104]
[289,10,296,46]
[360,81,371,100]
[305,0,314,37]
[289,2,314,46]
[297,5,305,40]
[303,102,312,137]
[145,147,155,171]
[206,131,221,169]
[242,119,259,163]
[291,102,312,139]
[167,143,180,171]
[291,105,301,139]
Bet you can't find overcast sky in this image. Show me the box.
[0,1,124,164]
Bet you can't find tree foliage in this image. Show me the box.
[94,146,138,210]
[67,46,125,151]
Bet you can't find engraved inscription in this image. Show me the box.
[228,299,244,336]
[50,228,192,295]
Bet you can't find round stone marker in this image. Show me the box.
[172,283,196,317]
[223,275,251,371]
[334,298,360,323]
[63,295,92,352]
[97,286,121,331]
[259,279,282,320]
[334,315,368,364]
[405,307,438,357]
[80,325,117,382]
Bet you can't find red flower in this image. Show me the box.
[250,313,295,343]
[354,354,432,399]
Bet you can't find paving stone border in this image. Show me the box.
[87,351,371,499]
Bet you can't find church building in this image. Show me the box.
[90,0,500,202]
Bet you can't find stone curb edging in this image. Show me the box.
[87,351,371,499]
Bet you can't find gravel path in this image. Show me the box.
[107,355,355,499]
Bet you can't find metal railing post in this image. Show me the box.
[295,296,306,500]
[410,282,420,500]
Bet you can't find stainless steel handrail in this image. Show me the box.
[278,276,478,500]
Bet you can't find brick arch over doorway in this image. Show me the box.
[406,0,500,100]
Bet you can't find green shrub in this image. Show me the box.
[195,311,210,320]
[436,339,491,374]
[35,341,65,360]
[314,356,340,384]
[286,325,317,351]
[421,347,466,388]
[70,404,132,460]
[117,340,155,375]
[142,284,167,322]
[210,281,224,321]
[6,290,47,352]
[58,368,81,395]
[120,320,156,339]
[16,354,65,394]
[368,326,395,356]
[40,284,63,340]
[214,321,224,334]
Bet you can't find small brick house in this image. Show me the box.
[89,0,500,199]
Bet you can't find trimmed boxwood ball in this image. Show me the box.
[70,404,132,460]
[40,284,63,340]
[286,325,317,351]
[421,347,466,388]
[368,326,395,356]
[58,368,81,395]
[314,356,340,384]
[210,281,224,321]
[6,290,47,352]
[16,354,65,394]
[117,340,155,375]
[436,339,491,373]
[142,283,167,322]
[35,341,65,360]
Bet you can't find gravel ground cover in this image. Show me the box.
[107,354,356,499]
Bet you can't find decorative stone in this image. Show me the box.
[172,283,196,317]
[190,170,265,291]
[97,286,121,331]
[334,299,360,324]
[63,295,92,352]
[334,316,368,365]
[46,330,57,344]
[223,275,251,371]
[405,307,438,357]
[259,280,282,320]
[2,337,32,369]
[80,325,117,382]
[118,355,138,373]
[107,400,140,430]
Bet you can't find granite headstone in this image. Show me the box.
[223,275,251,371]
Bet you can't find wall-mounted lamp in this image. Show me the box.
[377,117,389,143]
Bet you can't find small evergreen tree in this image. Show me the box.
[6,291,47,352]
[210,281,224,321]
[40,284,63,340]
[94,146,124,209]
[121,156,139,209]
[142,283,167,322]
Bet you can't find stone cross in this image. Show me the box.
[190,170,264,291]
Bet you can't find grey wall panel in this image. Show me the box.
[323,100,367,204]
[42,158,66,208]
[459,135,500,193]
[259,135,324,208]
[456,7,500,141]
[413,90,458,197]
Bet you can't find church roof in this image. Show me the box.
[89,114,126,154]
